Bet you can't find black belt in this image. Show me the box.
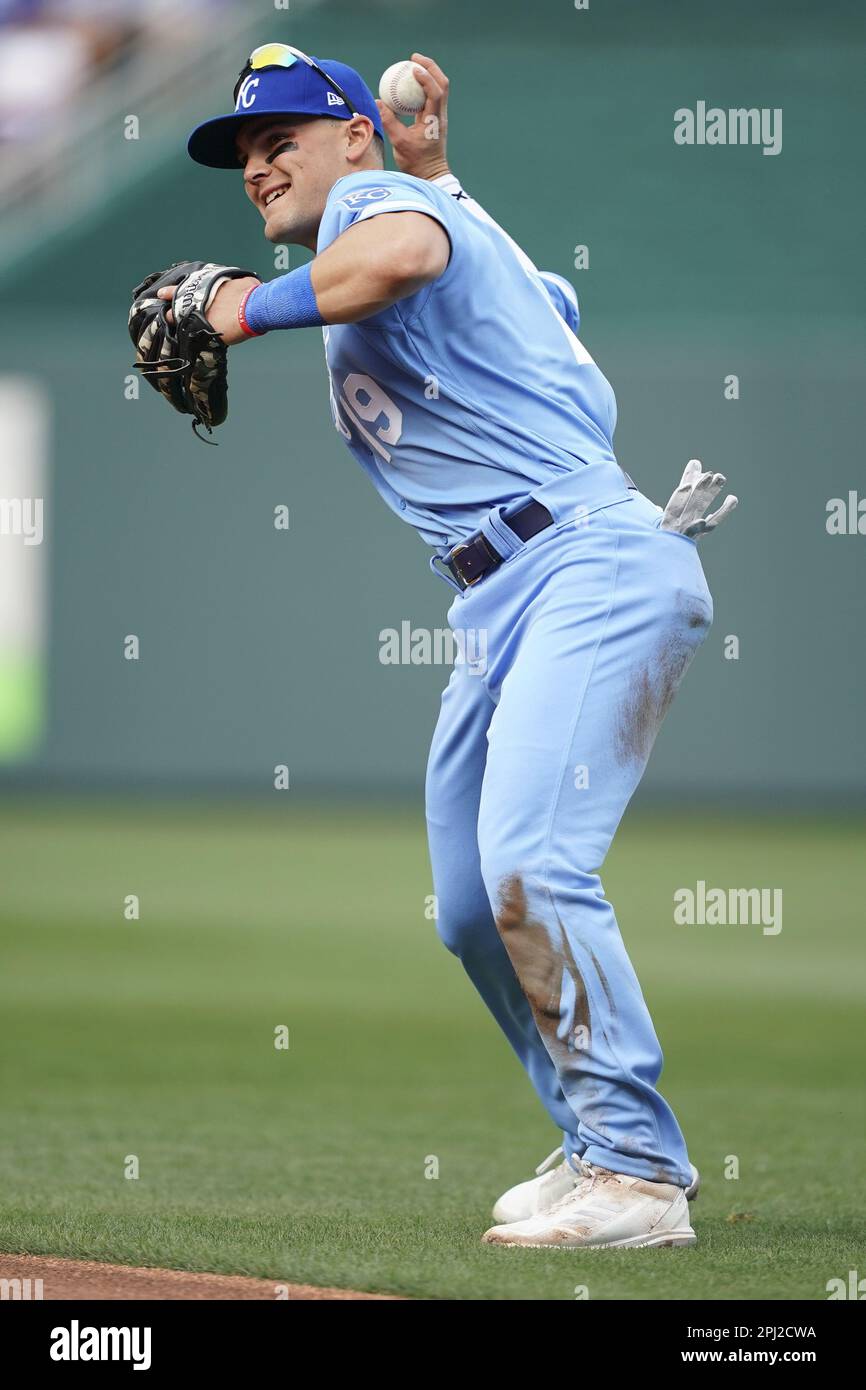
[446,499,553,590]
[445,469,637,591]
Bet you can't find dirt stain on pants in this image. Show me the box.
[494,873,591,1057]
[616,604,709,766]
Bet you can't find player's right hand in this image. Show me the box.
[376,52,451,182]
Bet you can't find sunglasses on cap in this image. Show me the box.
[233,43,359,116]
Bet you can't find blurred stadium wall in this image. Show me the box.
[0,0,862,800]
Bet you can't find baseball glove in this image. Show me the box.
[129,260,257,442]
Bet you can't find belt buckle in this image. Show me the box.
[449,542,483,589]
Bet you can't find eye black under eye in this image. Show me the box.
[237,131,293,168]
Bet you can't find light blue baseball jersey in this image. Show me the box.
[317,169,619,547]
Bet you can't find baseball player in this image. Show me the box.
[130,46,736,1249]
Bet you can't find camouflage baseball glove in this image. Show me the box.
[129,260,257,441]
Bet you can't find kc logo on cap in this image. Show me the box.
[235,76,259,110]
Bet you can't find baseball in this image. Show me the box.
[379,60,426,115]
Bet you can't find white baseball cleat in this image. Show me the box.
[492,1146,699,1225]
[483,1159,697,1249]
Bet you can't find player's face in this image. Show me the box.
[236,117,346,250]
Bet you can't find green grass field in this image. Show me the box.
[0,800,863,1301]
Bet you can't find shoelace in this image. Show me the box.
[546,1160,628,1214]
[545,1159,597,1211]
[534,1146,565,1176]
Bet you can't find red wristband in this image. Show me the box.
[237,286,263,338]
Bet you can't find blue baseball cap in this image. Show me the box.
[188,49,383,169]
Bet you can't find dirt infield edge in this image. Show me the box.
[0,1253,404,1301]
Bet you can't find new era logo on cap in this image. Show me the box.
[326,90,345,106]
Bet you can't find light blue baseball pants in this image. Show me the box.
[425,464,713,1186]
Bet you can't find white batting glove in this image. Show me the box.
[661,459,738,539]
